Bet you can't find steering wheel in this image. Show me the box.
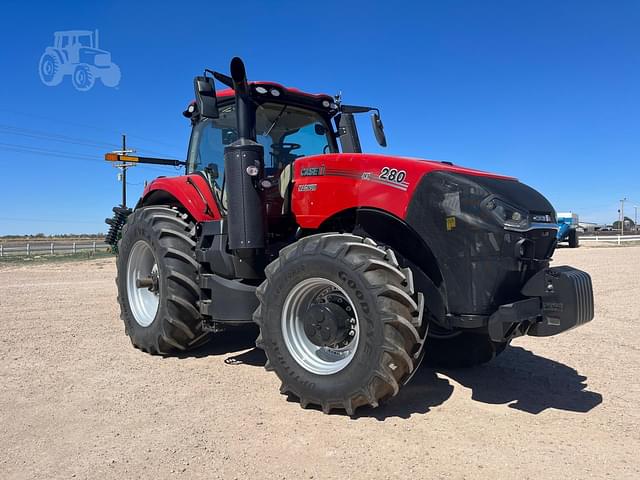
[271,143,301,156]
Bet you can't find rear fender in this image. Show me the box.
[44,47,68,66]
[137,174,222,222]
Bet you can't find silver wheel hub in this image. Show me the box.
[282,278,360,375]
[126,240,160,327]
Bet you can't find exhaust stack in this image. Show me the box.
[223,57,266,252]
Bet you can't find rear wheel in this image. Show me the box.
[425,326,509,368]
[38,53,63,86]
[254,233,425,414]
[117,206,210,354]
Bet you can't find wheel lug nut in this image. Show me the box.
[348,329,355,337]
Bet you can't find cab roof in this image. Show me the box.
[216,81,334,103]
[55,30,94,36]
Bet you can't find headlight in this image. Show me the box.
[485,198,530,231]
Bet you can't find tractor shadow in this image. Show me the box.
[352,367,454,420]
[183,331,602,419]
[178,327,265,364]
[440,345,603,415]
[354,345,602,420]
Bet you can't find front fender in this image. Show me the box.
[139,174,222,222]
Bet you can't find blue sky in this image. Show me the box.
[0,0,638,234]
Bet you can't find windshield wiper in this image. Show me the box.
[263,105,287,137]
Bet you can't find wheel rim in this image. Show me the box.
[75,69,87,86]
[42,58,54,77]
[126,240,160,327]
[282,278,360,375]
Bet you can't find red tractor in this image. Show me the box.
[106,58,594,414]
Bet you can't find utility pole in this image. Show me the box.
[110,134,135,208]
[620,197,627,236]
[121,134,127,207]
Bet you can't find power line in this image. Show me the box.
[0,108,186,151]
[0,124,119,149]
[0,123,183,159]
[0,143,181,173]
[0,142,101,162]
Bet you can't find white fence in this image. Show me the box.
[0,241,104,257]
[580,235,640,245]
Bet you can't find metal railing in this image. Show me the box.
[580,235,640,245]
[0,241,106,257]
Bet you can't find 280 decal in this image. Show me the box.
[380,167,407,184]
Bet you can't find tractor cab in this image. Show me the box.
[182,74,387,172]
[184,88,338,176]
[54,30,96,50]
[183,77,386,229]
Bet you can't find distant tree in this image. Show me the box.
[612,217,635,230]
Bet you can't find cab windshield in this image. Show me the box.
[187,103,334,174]
[77,34,93,48]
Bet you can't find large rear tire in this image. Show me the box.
[38,53,63,86]
[254,233,425,414]
[117,206,210,354]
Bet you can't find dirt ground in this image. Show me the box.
[1,246,638,479]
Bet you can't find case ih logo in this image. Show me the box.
[38,29,121,92]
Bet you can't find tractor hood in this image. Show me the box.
[79,48,112,66]
[294,153,557,236]
[301,152,515,183]
[359,153,516,182]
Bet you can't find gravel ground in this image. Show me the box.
[0,246,638,479]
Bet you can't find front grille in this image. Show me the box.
[524,227,557,260]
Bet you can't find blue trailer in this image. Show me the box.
[556,211,580,248]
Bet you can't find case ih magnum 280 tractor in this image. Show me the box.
[106,58,594,414]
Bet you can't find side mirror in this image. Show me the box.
[194,75,219,119]
[371,112,387,147]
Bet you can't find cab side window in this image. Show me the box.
[187,119,232,173]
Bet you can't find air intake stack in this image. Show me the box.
[223,57,266,253]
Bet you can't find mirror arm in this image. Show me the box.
[212,71,234,89]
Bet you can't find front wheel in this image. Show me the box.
[72,64,95,91]
[254,233,426,414]
[568,229,579,248]
[117,206,210,354]
[100,63,121,87]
